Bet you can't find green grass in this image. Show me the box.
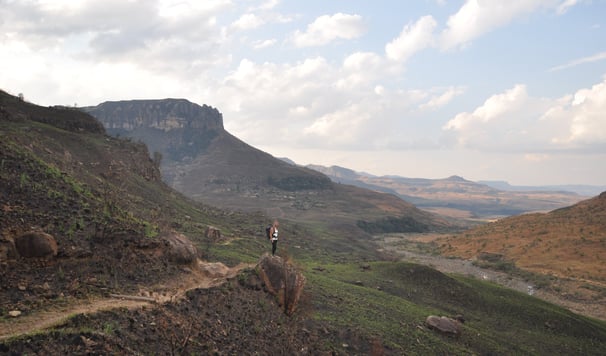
[302,261,606,355]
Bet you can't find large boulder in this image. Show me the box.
[14,232,58,258]
[199,261,231,278]
[425,315,463,336]
[205,226,222,242]
[160,231,198,264]
[257,253,306,315]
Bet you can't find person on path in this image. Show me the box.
[269,220,279,256]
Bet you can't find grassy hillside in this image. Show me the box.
[2,90,605,355]
[438,193,606,282]
[436,193,606,320]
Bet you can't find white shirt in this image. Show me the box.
[272,228,278,241]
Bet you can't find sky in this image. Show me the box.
[1,0,605,186]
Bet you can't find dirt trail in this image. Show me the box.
[0,260,254,341]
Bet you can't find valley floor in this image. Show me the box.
[373,233,606,321]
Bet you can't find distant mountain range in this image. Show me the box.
[84,99,601,225]
[304,164,596,220]
[478,180,605,197]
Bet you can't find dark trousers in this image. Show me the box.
[272,240,277,255]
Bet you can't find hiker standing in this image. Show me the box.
[269,220,279,256]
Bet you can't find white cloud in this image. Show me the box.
[556,0,581,14]
[439,0,553,50]
[548,76,606,145]
[257,0,280,11]
[291,13,366,47]
[385,15,437,61]
[444,78,606,152]
[252,38,277,49]
[549,51,606,72]
[0,0,230,73]
[303,105,371,146]
[420,86,466,110]
[213,53,437,151]
[337,51,386,89]
[444,84,529,131]
[231,13,265,30]
[443,84,555,150]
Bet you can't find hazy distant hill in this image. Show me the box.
[307,164,586,220]
[479,180,606,197]
[85,99,451,232]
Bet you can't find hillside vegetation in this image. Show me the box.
[1,90,605,355]
[437,192,606,318]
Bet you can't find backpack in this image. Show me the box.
[265,225,272,240]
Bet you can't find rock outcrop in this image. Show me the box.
[160,230,198,265]
[205,226,223,242]
[425,315,463,336]
[199,261,231,278]
[257,253,306,315]
[14,231,58,259]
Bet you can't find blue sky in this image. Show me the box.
[1,0,605,186]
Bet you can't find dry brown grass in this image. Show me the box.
[437,193,606,286]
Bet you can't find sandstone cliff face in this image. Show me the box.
[85,99,224,163]
[87,99,223,132]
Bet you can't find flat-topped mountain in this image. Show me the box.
[84,99,223,162]
[85,99,451,232]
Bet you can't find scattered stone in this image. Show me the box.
[160,230,198,264]
[80,336,96,348]
[425,315,463,337]
[199,261,230,278]
[14,231,58,258]
[8,310,22,318]
[205,226,222,241]
[0,238,17,262]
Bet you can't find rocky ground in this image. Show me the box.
[1,257,375,355]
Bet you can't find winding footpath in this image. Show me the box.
[0,261,253,341]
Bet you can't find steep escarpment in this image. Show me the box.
[86,99,450,233]
[84,99,222,161]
